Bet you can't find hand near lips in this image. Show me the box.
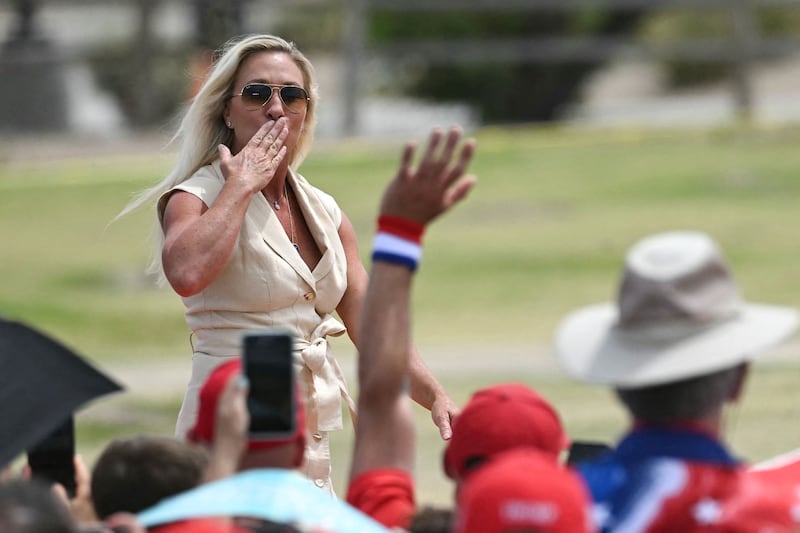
[218,118,289,194]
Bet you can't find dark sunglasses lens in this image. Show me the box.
[279,86,308,112]
[241,84,272,108]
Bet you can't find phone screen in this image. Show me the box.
[27,417,76,497]
[242,330,296,438]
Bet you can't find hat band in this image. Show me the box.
[614,308,741,344]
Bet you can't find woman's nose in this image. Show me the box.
[263,91,285,120]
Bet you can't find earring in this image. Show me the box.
[226,121,232,128]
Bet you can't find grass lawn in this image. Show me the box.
[1,122,799,506]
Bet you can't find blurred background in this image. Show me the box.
[2,0,800,144]
[2,0,800,505]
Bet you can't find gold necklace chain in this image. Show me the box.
[285,186,299,253]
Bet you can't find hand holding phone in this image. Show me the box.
[242,329,296,439]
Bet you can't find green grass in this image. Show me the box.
[2,123,800,505]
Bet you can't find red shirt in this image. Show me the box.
[346,468,416,530]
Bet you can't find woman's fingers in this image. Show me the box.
[235,120,289,182]
[249,121,272,145]
[250,119,275,145]
[249,117,288,148]
[268,124,290,155]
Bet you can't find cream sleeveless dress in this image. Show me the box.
[158,160,356,495]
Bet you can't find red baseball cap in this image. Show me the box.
[443,383,569,480]
[453,449,593,533]
[187,358,305,451]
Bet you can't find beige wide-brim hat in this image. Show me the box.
[555,231,799,388]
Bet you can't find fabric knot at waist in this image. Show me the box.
[294,317,357,432]
[301,336,329,373]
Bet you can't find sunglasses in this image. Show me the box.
[231,83,310,113]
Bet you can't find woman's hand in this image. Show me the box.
[431,394,461,441]
[218,118,289,194]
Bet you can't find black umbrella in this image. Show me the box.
[0,317,124,467]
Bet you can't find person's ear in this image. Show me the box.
[223,104,232,128]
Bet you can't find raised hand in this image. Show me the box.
[379,127,477,225]
[203,371,250,483]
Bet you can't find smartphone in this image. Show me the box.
[242,329,296,439]
[27,417,76,497]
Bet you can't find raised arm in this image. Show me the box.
[349,127,476,481]
[337,212,459,440]
[161,119,289,296]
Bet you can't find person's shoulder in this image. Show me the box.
[157,161,223,218]
[182,160,225,189]
[171,161,224,200]
[716,458,800,530]
[749,448,800,480]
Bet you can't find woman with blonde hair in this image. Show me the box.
[118,34,459,495]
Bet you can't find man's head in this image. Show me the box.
[615,363,748,424]
[443,383,568,483]
[453,449,592,533]
[555,231,798,394]
[187,358,306,470]
[91,435,208,520]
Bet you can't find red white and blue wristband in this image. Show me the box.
[372,215,425,271]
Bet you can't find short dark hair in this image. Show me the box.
[90,435,208,519]
[0,479,77,533]
[615,364,744,423]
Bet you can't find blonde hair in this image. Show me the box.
[116,34,319,279]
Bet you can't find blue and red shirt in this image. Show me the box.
[576,426,800,532]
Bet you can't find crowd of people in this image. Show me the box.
[3,31,800,533]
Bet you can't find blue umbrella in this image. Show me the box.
[138,469,391,533]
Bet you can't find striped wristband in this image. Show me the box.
[371,215,425,271]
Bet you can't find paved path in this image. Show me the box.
[97,336,800,405]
